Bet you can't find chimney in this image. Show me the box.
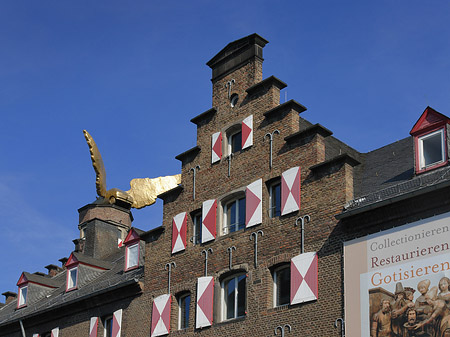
[33,272,46,277]
[59,257,68,268]
[73,238,85,253]
[45,264,63,277]
[2,291,17,305]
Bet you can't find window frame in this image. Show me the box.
[272,264,290,307]
[17,285,28,308]
[125,242,140,271]
[192,212,202,245]
[224,124,242,157]
[66,266,78,292]
[268,180,281,218]
[417,128,447,172]
[177,292,191,330]
[222,196,246,235]
[103,316,113,337]
[221,273,246,321]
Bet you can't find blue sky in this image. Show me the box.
[1,1,449,297]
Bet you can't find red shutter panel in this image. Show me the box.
[51,328,59,337]
[290,252,318,305]
[112,309,122,337]
[242,115,253,149]
[212,132,222,163]
[246,178,262,227]
[281,167,301,216]
[196,276,214,329]
[89,317,99,337]
[172,212,187,254]
[151,294,171,337]
[201,199,217,243]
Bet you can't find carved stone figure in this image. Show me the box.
[83,130,181,209]
[371,299,393,337]
[414,286,450,337]
[415,279,434,336]
[392,282,412,337]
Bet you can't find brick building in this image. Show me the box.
[0,34,449,337]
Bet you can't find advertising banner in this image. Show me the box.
[344,212,450,337]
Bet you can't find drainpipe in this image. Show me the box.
[19,320,26,337]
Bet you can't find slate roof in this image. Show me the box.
[0,247,143,326]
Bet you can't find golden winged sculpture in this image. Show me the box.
[83,130,181,209]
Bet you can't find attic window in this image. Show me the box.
[125,243,139,271]
[418,129,445,170]
[66,266,78,291]
[17,285,27,308]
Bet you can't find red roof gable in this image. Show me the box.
[124,228,141,245]
[410,106,450,136]
[16,272,28,286]
[65,252,79,268]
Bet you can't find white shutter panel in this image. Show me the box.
[196,276,214,329]
[151,294,171,336]
[33,335,40,337]
[211,132,222,163]
[112,309,122,337]
[242,115,253,149]
[281,167,301,215]
[291,252,318,305]
[51,327,59,337]
[89,317,99,337]
[245,178,262,227]
[172,212,187,254]
[201,199,217,243]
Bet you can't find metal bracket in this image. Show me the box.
[227,246,236,269]
[264,130,280,169]
[295,215,310,254]
[274,324,292,336]
[334,318,345,337]
[201,248,213,277]
[164,262,176,293]
[250,230,264,268]
[225,79,235,98]
[189,165,200,200]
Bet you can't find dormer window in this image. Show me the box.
[125,243,139,270]
[17,285,27,308]
[410,107,450,174]
[66,266,78,291]
[418,129,445,170]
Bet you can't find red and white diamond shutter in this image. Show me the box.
[89,317,99,337]
[51,328,59,337]
[211,132,222,163]
[112,309,122,337]
[196,276,214,329]
[242,115,253,150]
[201,199,217,243]
[151,294,171,337]
[290,252,318,305]
[281,167,301,216]
[245,178,262,228]
[172,212,187,254]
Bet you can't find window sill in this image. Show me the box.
[215,315,246,327]
[268,304,290,313]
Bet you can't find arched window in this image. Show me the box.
[221,273,246,321]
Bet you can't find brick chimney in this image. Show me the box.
[2,291,17,305]
[45,264,63,277]
[59,257,68,268]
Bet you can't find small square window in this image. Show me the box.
[103,316,113,337]
[273,265,290,307]
[419,129,445,170]
[178,293,190,330]
[125,243,139,271]
[222,274,246,321]
[67,267,78,291]
[192,213,202,245]
[228,131,242,154]
[223,197,246,235]
[18,285,27,308]
[269,181,281,218]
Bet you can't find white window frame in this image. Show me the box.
[222,196,246,235]
[221,274,246,321]
[418,128,446,170]
[225,124,242,156]
[66,266,78,291]
[177,293,190,330]
[125,243,139,271]
[103,316,113,337]
[269,180,281,218]
[273,265,290,307]
[18,285,28,308]
[192,213,202,245]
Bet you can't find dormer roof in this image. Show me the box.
[16,272,60,288]
[124,227,144,245]
[410,106,450,136]
[65,252,112,270]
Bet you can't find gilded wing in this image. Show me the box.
[126,174,181,209]
[83,130,107,197]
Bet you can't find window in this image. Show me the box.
[125,243,139,270]
[222,274,246,320]
[18,285,27,308]
[66,266,78,291]
[223,197,246,234]
[418,129,445,170]
[103,316,113,337]
[230,93,239,107]
[228,130,242,154]
[269,181,281,218]
[192,213,202,245]
[178,293,190,330]
[273,265,290,307]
